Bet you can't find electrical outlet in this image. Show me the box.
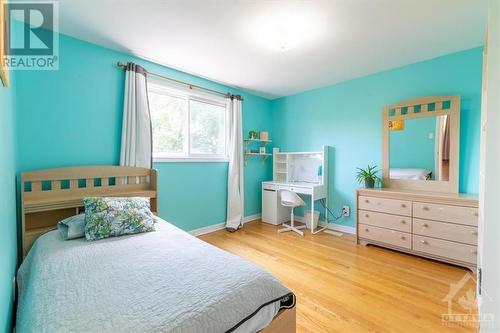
[342,205,350,217]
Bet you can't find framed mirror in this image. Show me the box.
[382,96,460,193]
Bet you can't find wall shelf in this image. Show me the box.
[245,153,272,156]
[244,139,272,143]
[244,136,272,165]
[244,152,271,165]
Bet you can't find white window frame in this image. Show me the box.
[148,80,229,163]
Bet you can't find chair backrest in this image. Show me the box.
[280,190,306,208]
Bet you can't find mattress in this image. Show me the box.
[16,218,295,333]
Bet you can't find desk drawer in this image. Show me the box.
[358,196,411,216]
[277,185,312,195]
[262,183,277,191]
[413,235,477,265]
[413,202,478,226]
[359,224,411,249]
[358,210,410,232]
[413,218,477,245]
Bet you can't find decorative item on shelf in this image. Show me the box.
[356,165,380,189]
[248,130,258,139]
[389,120,404,131]
[260,131,269,141]
[259,146,266,154]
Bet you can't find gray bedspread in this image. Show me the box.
[16,219,294,333]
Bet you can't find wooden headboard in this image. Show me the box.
[21,166,158,256]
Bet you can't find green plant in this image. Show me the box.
[356,165,380,185]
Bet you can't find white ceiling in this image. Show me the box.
[56,0,487,99]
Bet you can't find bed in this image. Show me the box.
[390,168,432,180]
[17,166,296,333]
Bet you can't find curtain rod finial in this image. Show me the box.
[117,61,126,68]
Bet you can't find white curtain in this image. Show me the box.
[120,62,152,168]
[225,96,244,232]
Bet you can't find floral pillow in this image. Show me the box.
[83,197,156,241]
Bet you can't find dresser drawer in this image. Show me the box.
[413,202,478,226]
[358,196,411,216]
[359,224,411,249]
[413,235,477,264]
[359,210,410,232]
[413,218,478,245]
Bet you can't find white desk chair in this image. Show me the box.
[278,190,306,236]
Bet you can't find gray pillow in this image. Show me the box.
[58,214,85,240]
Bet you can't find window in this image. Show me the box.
[148,82,228,161]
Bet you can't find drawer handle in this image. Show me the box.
[365,214,369,218]
[421,240,428,244]
[472,211,478,217]
[422,206,430,211]
[471,249,477,254]
[422,223,429,228]
[365,228,369,232]
[400,235,406,240]
[365,199,370,203]
[471,230,478,236]
[401,204,407,208]
[400,220,406,224]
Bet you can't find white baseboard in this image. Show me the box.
[243,214,261,224]
[189,214,262,237]
[188,214,357,236]
[294,216,356,235]
[319,222,356,235]
[189,223,226,237]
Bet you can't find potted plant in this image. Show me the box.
[356,165,380,188]
[248,130,258,139]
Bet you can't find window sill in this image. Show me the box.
[153,157,229,163]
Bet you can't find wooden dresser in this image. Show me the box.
[356,188,478,271]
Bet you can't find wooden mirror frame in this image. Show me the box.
[382,95,460,193]
[0,0,8,87]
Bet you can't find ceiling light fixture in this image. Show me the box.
[248,6,323,53]
[267,25,302,51]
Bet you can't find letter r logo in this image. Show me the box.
[7,3,54,56]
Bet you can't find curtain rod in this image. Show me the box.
[117,61,243,101]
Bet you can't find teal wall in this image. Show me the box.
[15,32,272,232]
[14,41,482,233]
[271,47,483,228]
[0,74,18,332]
[390,116,436,178]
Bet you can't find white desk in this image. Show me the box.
[262,181,328,234]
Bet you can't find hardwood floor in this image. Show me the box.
[200,220,478,333]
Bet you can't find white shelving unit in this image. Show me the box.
[273,152,288,182]
[272,147,326,185]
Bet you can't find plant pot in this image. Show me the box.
[364,179,375,188]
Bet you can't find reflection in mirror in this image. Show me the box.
[389,115,450,181]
